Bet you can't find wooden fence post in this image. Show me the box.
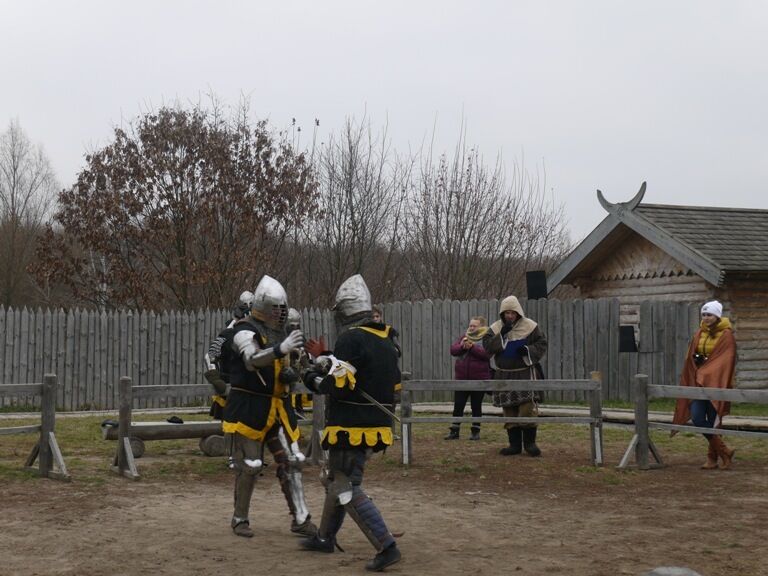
[401,387,412,465]
[38,374,56,476]
[589,371,603,466]
[115,376,139,479]
[634,374,650,470]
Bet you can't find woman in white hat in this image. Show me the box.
[672,300,737,469]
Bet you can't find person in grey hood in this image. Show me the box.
[482,295,547,457]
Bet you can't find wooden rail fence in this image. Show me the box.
[619,374,768,469]
[108,377,320,480]
[400,372,604,466]
[0,374,70,481]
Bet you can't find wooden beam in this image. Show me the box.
[651,422,768,439]
[0,383,43,396]
[547,214,621,292]
[0,425,41,436]
[102,421,222,441]
[648,384,768,403]
[401,416,595,425]
[403,379,601,392]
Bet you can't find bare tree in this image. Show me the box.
[0,120,59,306]
[403,134,570,300]
[299,118,411,306]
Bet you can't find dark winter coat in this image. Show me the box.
[450,337,492,381]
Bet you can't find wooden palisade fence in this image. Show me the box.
[0,298,719,411]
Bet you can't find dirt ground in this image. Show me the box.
[1,426,767,576]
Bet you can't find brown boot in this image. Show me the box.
[701,437,718,470]
[716,438,735,470]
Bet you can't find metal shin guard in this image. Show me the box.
[344,487,395,552]
[286,469,310,524]
[231,434,264,520]
[318,491,347,540]
[274,427,311,524]
[234,469,257,520]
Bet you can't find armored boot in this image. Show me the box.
[499,427,522,456]
[444,426,460,440]
[301,487,347,553]
[522,427,541,457]
[231,518,254,538]
[701,437,718,470]
[301,534,336,553]
[291,516,318,537]
[365,542,402,572]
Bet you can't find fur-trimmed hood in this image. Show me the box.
[489,295,538,341]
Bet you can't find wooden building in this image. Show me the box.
[547,183,768,388]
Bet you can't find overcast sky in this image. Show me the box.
[2,0,767,241]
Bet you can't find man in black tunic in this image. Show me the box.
[301,274,402,572]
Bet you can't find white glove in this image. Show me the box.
[279,330,304,355]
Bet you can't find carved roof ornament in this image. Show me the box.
[596,181,647,217]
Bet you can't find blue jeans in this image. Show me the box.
[690,399,716,438]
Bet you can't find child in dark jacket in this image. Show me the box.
[445,316,491,441]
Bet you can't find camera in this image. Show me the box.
[693,353,707,366]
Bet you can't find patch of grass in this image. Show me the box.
[0,462,38,481]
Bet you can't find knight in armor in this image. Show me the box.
[300,274,402,572]
[220,276,317,538]
[204,290,254,419]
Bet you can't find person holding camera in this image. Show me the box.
[672,300,737,469]
[445,316,491,441]
[483,296,547,457]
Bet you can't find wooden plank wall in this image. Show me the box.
[0,299,715,410]
[0,307,230,410]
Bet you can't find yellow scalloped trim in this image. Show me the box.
[322,426,393,447]
[211,395,227,408]
[394,383,402,392]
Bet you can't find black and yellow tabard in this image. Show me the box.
[319,323,400,452]
[222,322,300,442]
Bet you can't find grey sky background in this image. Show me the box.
[2,0,767,241]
